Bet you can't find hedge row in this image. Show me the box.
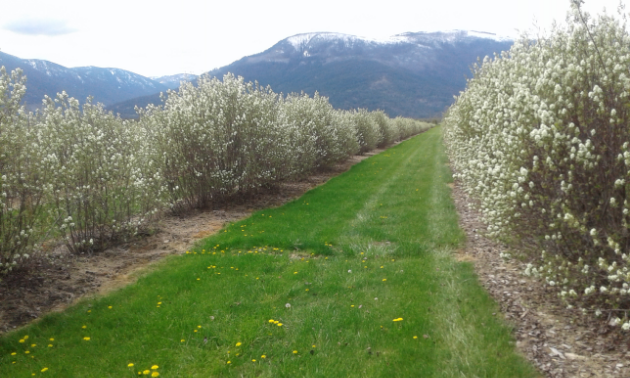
[442,5,630,328]
[0,71,431,272]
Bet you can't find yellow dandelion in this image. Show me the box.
[197,325,202,328]
[293,350,298,354]
[25,351,30,354]
[413,336,418,339]
[236,342,242,347]
[380,266,384,268]
[277,323,283,326]
[128,363,134,367]
[305,288,309,291]
[48,344,53,347]
[49,338,54,341]
[24,336,29,340]
[151,372,159,377]
[83,337,90,341]
[41,367,48,372]
[143,370,150,375]
[82,325,87,329]
[268,319,275,323]
[11,352,16,356]
[261,355,266,358]
[227,361,231,364]
[252,359,256,362]
[312,345,316,348]
[382,279,387,282]
[108,306,113,309]
[151,365,159,370]
[31,344,36,347]
[294,272,298,274]
[351,305,355,307]
[181,339,185,342]
[19,339,25,343]
[194,330,197,333]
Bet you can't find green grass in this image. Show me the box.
[0,128,539,377]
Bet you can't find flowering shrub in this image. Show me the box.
[139,75,296,211]
[371,110,396,148]
[0,69,430,268]
[443,4,630,328]
[0,67,50,272]
[352,108,381,154]
[282,92,358,170]
[37,94,164,253]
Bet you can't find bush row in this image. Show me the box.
[442,5,630,328]
[0,71,431,272]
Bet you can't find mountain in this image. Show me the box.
[0,51,169,109]
[107,30,513,119]
[151,73,199,90]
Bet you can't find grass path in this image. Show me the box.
[0,128,538,377]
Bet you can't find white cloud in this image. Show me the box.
[4,18,76,36]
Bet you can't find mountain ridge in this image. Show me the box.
[0,51,173,108]
[108,30,513,118]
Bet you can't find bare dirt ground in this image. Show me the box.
[451,181,630,378]
[0,152,379,335]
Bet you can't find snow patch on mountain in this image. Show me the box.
[285,30,512,51]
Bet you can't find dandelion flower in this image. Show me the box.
[19,339,25,343]
[382,279,387,282]
[293,350,298,354]
[108,306,113,309]
[31,344,36,347]
[312,345,316,348]
[25,351,30,354]
[151,365,159,370]
[11,352,16,356]
[305,288,309,291]
[82,325,87,329]
[24,336,29,340]
[351,305,355,307]
[252,359,256,362]
[413,336,418,339]
[268,319,275,323]
[227,361,231,364]
[236,342,242,347]
[84,336,91,341]
[48,344,53,347]
[261,355,266,358]
[143,370,150,375]
[49,338,54,341]
[277,323,283,326]
[151,372,159,377]
[181,339,185,342]
[128,363,134,367]
[41,368,48,372]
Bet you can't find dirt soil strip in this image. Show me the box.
[451,181,630,378]
[0,152,382,335]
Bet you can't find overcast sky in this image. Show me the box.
[0,0,623,78]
